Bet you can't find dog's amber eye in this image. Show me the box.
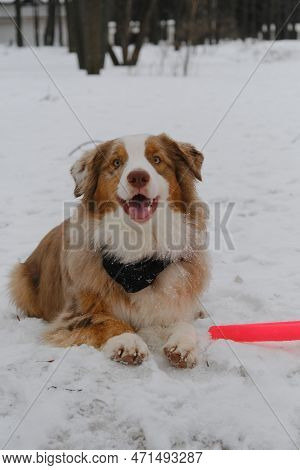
[153,155,161,164]
[113,158,121,168]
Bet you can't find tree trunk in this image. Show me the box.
[174,0,186,50]
[149,2,160,45]
[65,0,76,52]
[33,0,40,46]
[267,0,272,39]
[73,0,86,69]
[129,0,157,66]
[76,0,108,74]
[56,0,64,46]
[44,0,56,46]
[241,0,249,40]
[107,44,120,66]
[98,0,109,69]
[118,0,132,64]
[207,0,213,44]
[183,0,199,76]
[250,0,257,38]
[15,0,23,47]
[213,0,219,43]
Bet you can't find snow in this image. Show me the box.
[1,40,300,450]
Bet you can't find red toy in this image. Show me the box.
[209,321,300,343]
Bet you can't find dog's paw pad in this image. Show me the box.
[163,344,197,369]
[102,333,149,366]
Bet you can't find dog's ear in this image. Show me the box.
[159,133,204,181]
[70,148,99,198]
[176,141,204,181]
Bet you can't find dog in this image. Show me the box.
[9,133,210,368]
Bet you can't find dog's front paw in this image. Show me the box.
[163,340,198,369]
[102,332,149,366]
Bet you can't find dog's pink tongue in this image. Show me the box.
[128,200,149,220]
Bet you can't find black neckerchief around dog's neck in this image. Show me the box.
[102,252,172,293]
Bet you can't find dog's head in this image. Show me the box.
[71,133,203,218]
[70,134,205,260]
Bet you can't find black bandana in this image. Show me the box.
[102,253,171,293]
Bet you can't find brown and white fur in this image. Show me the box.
[9,133,210,368]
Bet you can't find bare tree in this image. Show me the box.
[149,1,160,45]
[119,0,133,64]
[33,0,40,47]
[130,0,157,65]
[65,0,76,52]
[73,0,108,74]
[109,0,157,66]
[107,44,120,66]
[44,0,56,46]
[15,0,23,47]
[183,0,199,76]
[73,0,86,68]
[56,0,64,46]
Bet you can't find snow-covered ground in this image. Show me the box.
[1,40,300,450]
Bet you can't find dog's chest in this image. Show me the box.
[111,263,201,329]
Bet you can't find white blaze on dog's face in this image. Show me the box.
[116,134,169,223]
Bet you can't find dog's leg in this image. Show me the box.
[44,291,149,365]
[163,322,198,368]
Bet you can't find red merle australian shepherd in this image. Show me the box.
[10,133,210,368]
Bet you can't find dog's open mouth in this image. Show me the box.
[118,194,159,223]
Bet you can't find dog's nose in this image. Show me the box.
[127,170,150,189]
